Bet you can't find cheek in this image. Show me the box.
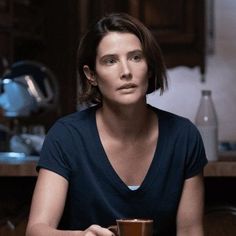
[95,73,115,92]
[137,64,149,81]
[95,66,120,87]
[138,65,149,91]
[95,63,114,79]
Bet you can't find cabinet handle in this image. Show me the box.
[6,220,15,231]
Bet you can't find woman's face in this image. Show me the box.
[86,32,149,106]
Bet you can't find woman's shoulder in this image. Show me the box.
[58,105,97,125]
[47,105,98,135]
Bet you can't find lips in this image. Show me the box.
[117,83,137,90]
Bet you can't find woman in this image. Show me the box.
[26,13,207,236]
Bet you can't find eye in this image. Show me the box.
[131,53,144,62]
[102,57,117,65]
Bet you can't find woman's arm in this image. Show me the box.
[176,173,205,236]
[26,169,114,236]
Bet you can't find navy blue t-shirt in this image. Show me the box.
[37,105,207,235]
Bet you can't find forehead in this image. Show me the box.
[96,32,142,56]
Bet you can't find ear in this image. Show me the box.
[83,65,98,86]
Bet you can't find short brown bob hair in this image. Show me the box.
[77,12,167,104]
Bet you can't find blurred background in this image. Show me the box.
[147,0,236,142]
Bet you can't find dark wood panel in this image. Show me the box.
[78,0,206,73]
[0,177,36,236]
[204,206,236,236]
[131,0,205,73]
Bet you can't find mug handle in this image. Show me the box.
[108,225,118,236]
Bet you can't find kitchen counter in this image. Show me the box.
[204,151,236,177]
[204,161,236,177]
[0,161,38,176]
[0,151,235,177]
[0,154,39,176]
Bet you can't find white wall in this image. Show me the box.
[147,0,236,141]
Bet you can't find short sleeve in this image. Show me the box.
[37,121,72,180]
[184,122,208,179]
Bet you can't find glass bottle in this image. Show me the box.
[195,90,218,161]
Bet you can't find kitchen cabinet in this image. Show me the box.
[204,152,236,236]
[0,0,78,128]
[0,0,45,64]
[78,0,206,74]
[130,0,205,74]
[0,177,36,236]
[204,177,236,236]
[0,0,13,66]
[0,156,37,236]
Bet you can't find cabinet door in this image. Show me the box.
[0,0,13,65]
[0,177,36,236]
[204,206,236,236]
[78,0,129,34]
[78,0,205,73]
[0,32,13,70]
[0,218,27,236]
[0,0,13,27]
[128,0,205,73]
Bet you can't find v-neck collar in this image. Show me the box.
[91,105,166,196]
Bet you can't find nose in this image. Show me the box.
[120,60,132,80]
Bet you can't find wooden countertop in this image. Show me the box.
[204,151,236,177]
[0,152,235,177]
[0,157,38,177]
[204,161,236,177]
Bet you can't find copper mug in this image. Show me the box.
[109,218,153,236]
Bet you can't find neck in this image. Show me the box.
[96,102,155,140]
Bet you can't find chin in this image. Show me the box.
[114,95,146,106]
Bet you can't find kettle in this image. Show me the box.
[0,60,59,117]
